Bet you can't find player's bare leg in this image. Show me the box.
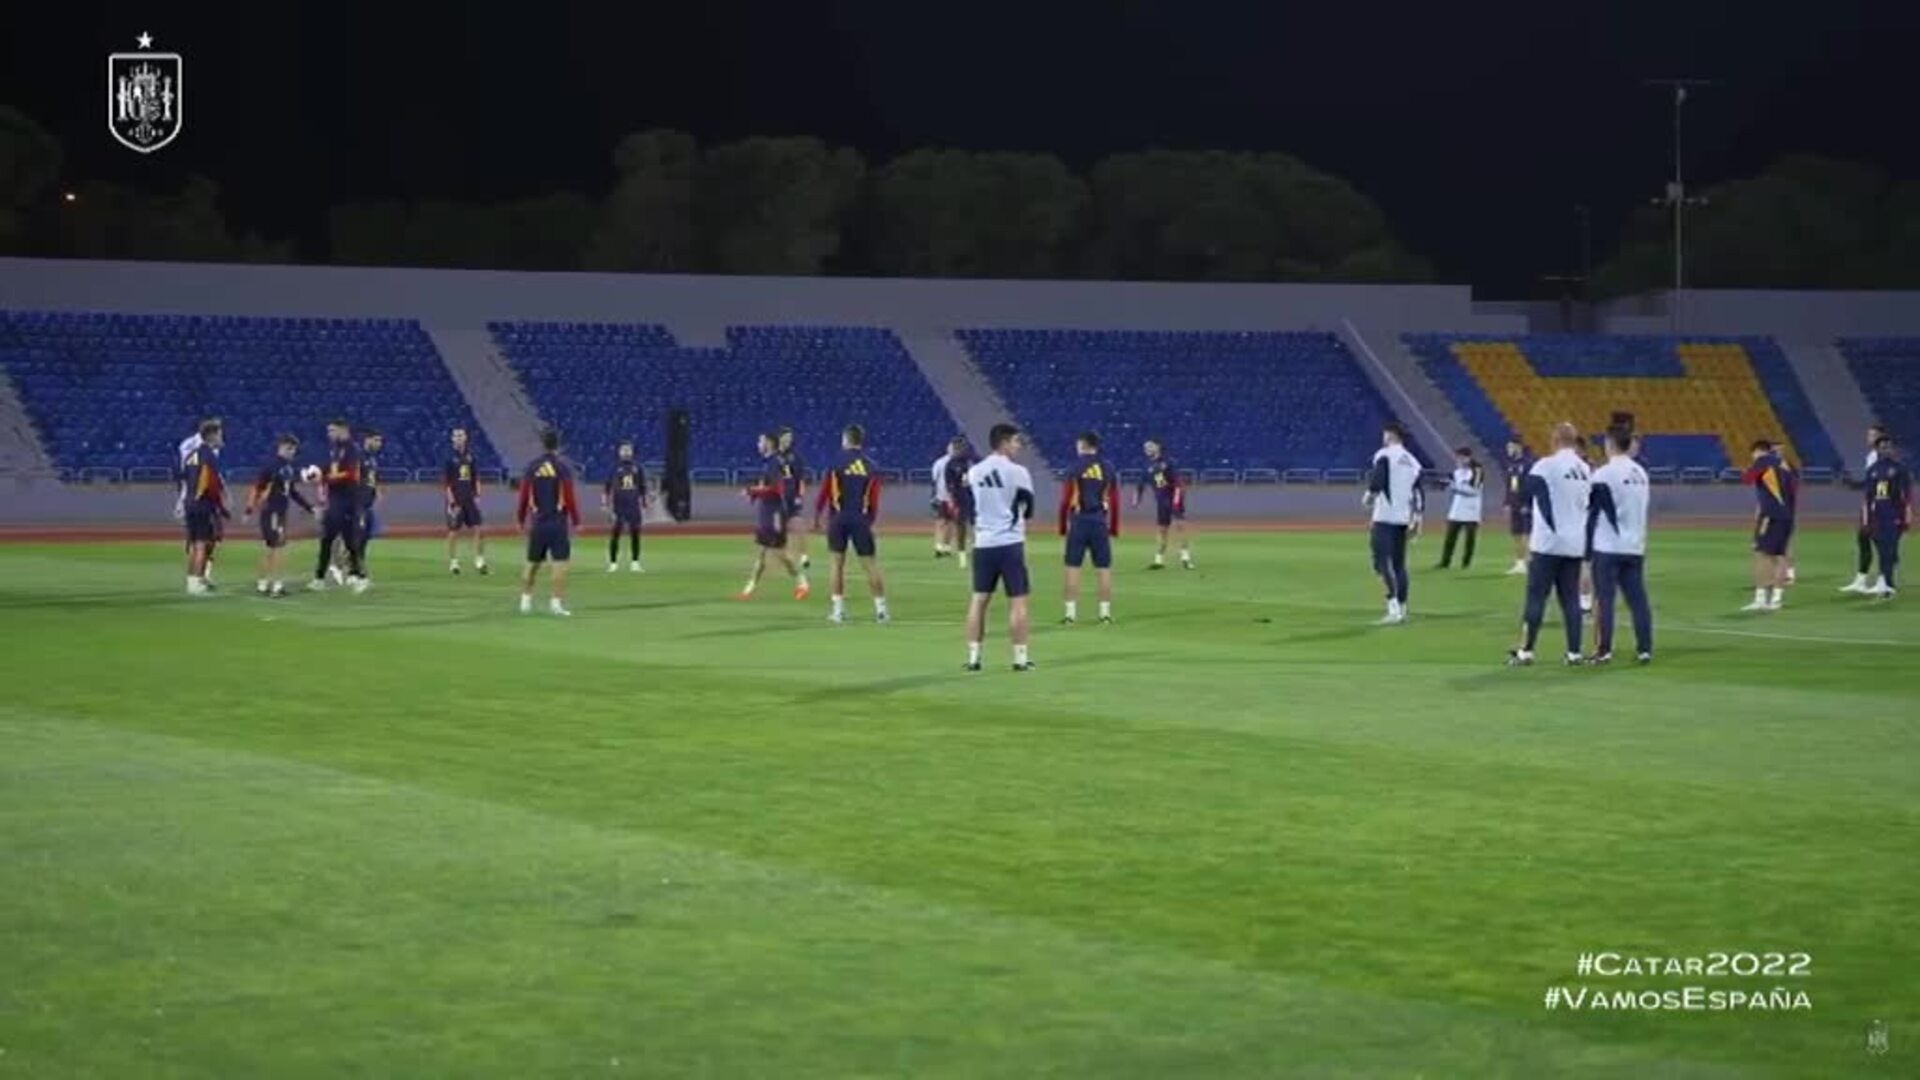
[933,517,950,557]
[787,517,812,572]
[548,559,571,615]
[1172,519,1193,567]
[1151,525,1169,568]
[1096,567,1114,622]
[828,551,850,622]
[965,593,992,669]
[519,558,542,613]
[863,556,889,622]
[446,527,459,571]
[1062,566,1082,623]
[740,547,770,598]
[186,541,211,595]
[954,522,971,570]
[1009,596,1033,670]
[1745,553,1781,611]
[1579,562,1594,617]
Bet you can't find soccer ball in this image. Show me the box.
[300,465,323,484]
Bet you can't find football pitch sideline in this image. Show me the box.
[1,528,1914,1078]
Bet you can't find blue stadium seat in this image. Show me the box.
[1839,338,1920,457]
[493,323,956,474]
[957,329,1408,471]
[0,311,498,473]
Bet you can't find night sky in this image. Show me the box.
[7,0,1918,295]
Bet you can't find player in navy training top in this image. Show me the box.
[603,439,651,573]
[1133,439,1193,569]
[942,436,977,569]
[813,424,890,624]
[1743,440,1798,611]
[1861,434,1911,599]
[346,429,384,584]
[311,419,367,592]
[180,419,228,596]
[1502,436,1534,575]
[444,426,489,576]
[1842,423,1891,593]
[516,427,580,615]
[740,432,812,600]
[776,427,813,572]
[244,433,315,598]
[1059,431,1120,624]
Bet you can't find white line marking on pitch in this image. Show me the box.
[1665,625,1914,648]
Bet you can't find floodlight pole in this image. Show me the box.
[1646,78,1713,334]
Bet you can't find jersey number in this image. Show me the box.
[977,470,1005,489]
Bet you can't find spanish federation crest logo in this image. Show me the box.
[108,33,182,153]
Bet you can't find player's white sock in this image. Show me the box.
[450,558,460,571]
[1098,601,1111,620]
[796,573,810,591]
[474,555,487,570]
[256,579,269,594]
[204,560,214,583]
[967,641,982,665]
[549,597,569,615]
[957,551,969,569]
[741,578,757,596]
[1785,565,1797,584]
[1753,587,1768,605]
[1768,587,1784,607]
[1013,644,1030,666]
[831,595,846,619]
[1180,548,1193,566]
[630,560,643,572]
[519,593,532,613]
[1152,552,1165,566]
[1064,600,1078,621]
[874,596,889,617]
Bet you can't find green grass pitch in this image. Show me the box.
[1,526,1914,1078]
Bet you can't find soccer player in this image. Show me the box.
[1135,439,1193,570]
[965,423,1037,672]
[1861,433,1910,599]
[1743,439,1797,612]
[943,436,977,570]
[1435,445,1483,569]
[180,421,228,596]
[1587,426,1653,664]
[931,444,954,557]
[310,419,368,593]
[603,439,650,572]
[444,426,489,575]
[177,416,221,584]
[741,432,811,600]
[1365,422,1422,624]
[244,434,315,598]
[776,427,812,572]
[1507,422,1592,666]
[349,428,384,586]
[517,427,580,616]
[1059,431,1120,625]
[814,424,890,624]
[1842,424,1890,593]
[1502,436,1534,575]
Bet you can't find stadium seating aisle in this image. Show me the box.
[1839,338,1920,452]
[1405,334,1838,470]
[490,322,956,474]
[956,329,1406,471]
[0,311,499,473]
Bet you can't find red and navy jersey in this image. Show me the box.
[1139,457,1184,510]
[1865,457,1912,530]
[943,451,976,503]
[444,451,480,504]
[181,444,226,512]
[323,441,361,506]
[605,460,647,513]
[249,459,311,515]
[1060,455,1120,535]
[816,449,883,522]
[517,453,581,526]
[779,449,807,504]
[1746,452,1798,519]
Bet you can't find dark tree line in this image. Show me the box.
[4,104,1918,290]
